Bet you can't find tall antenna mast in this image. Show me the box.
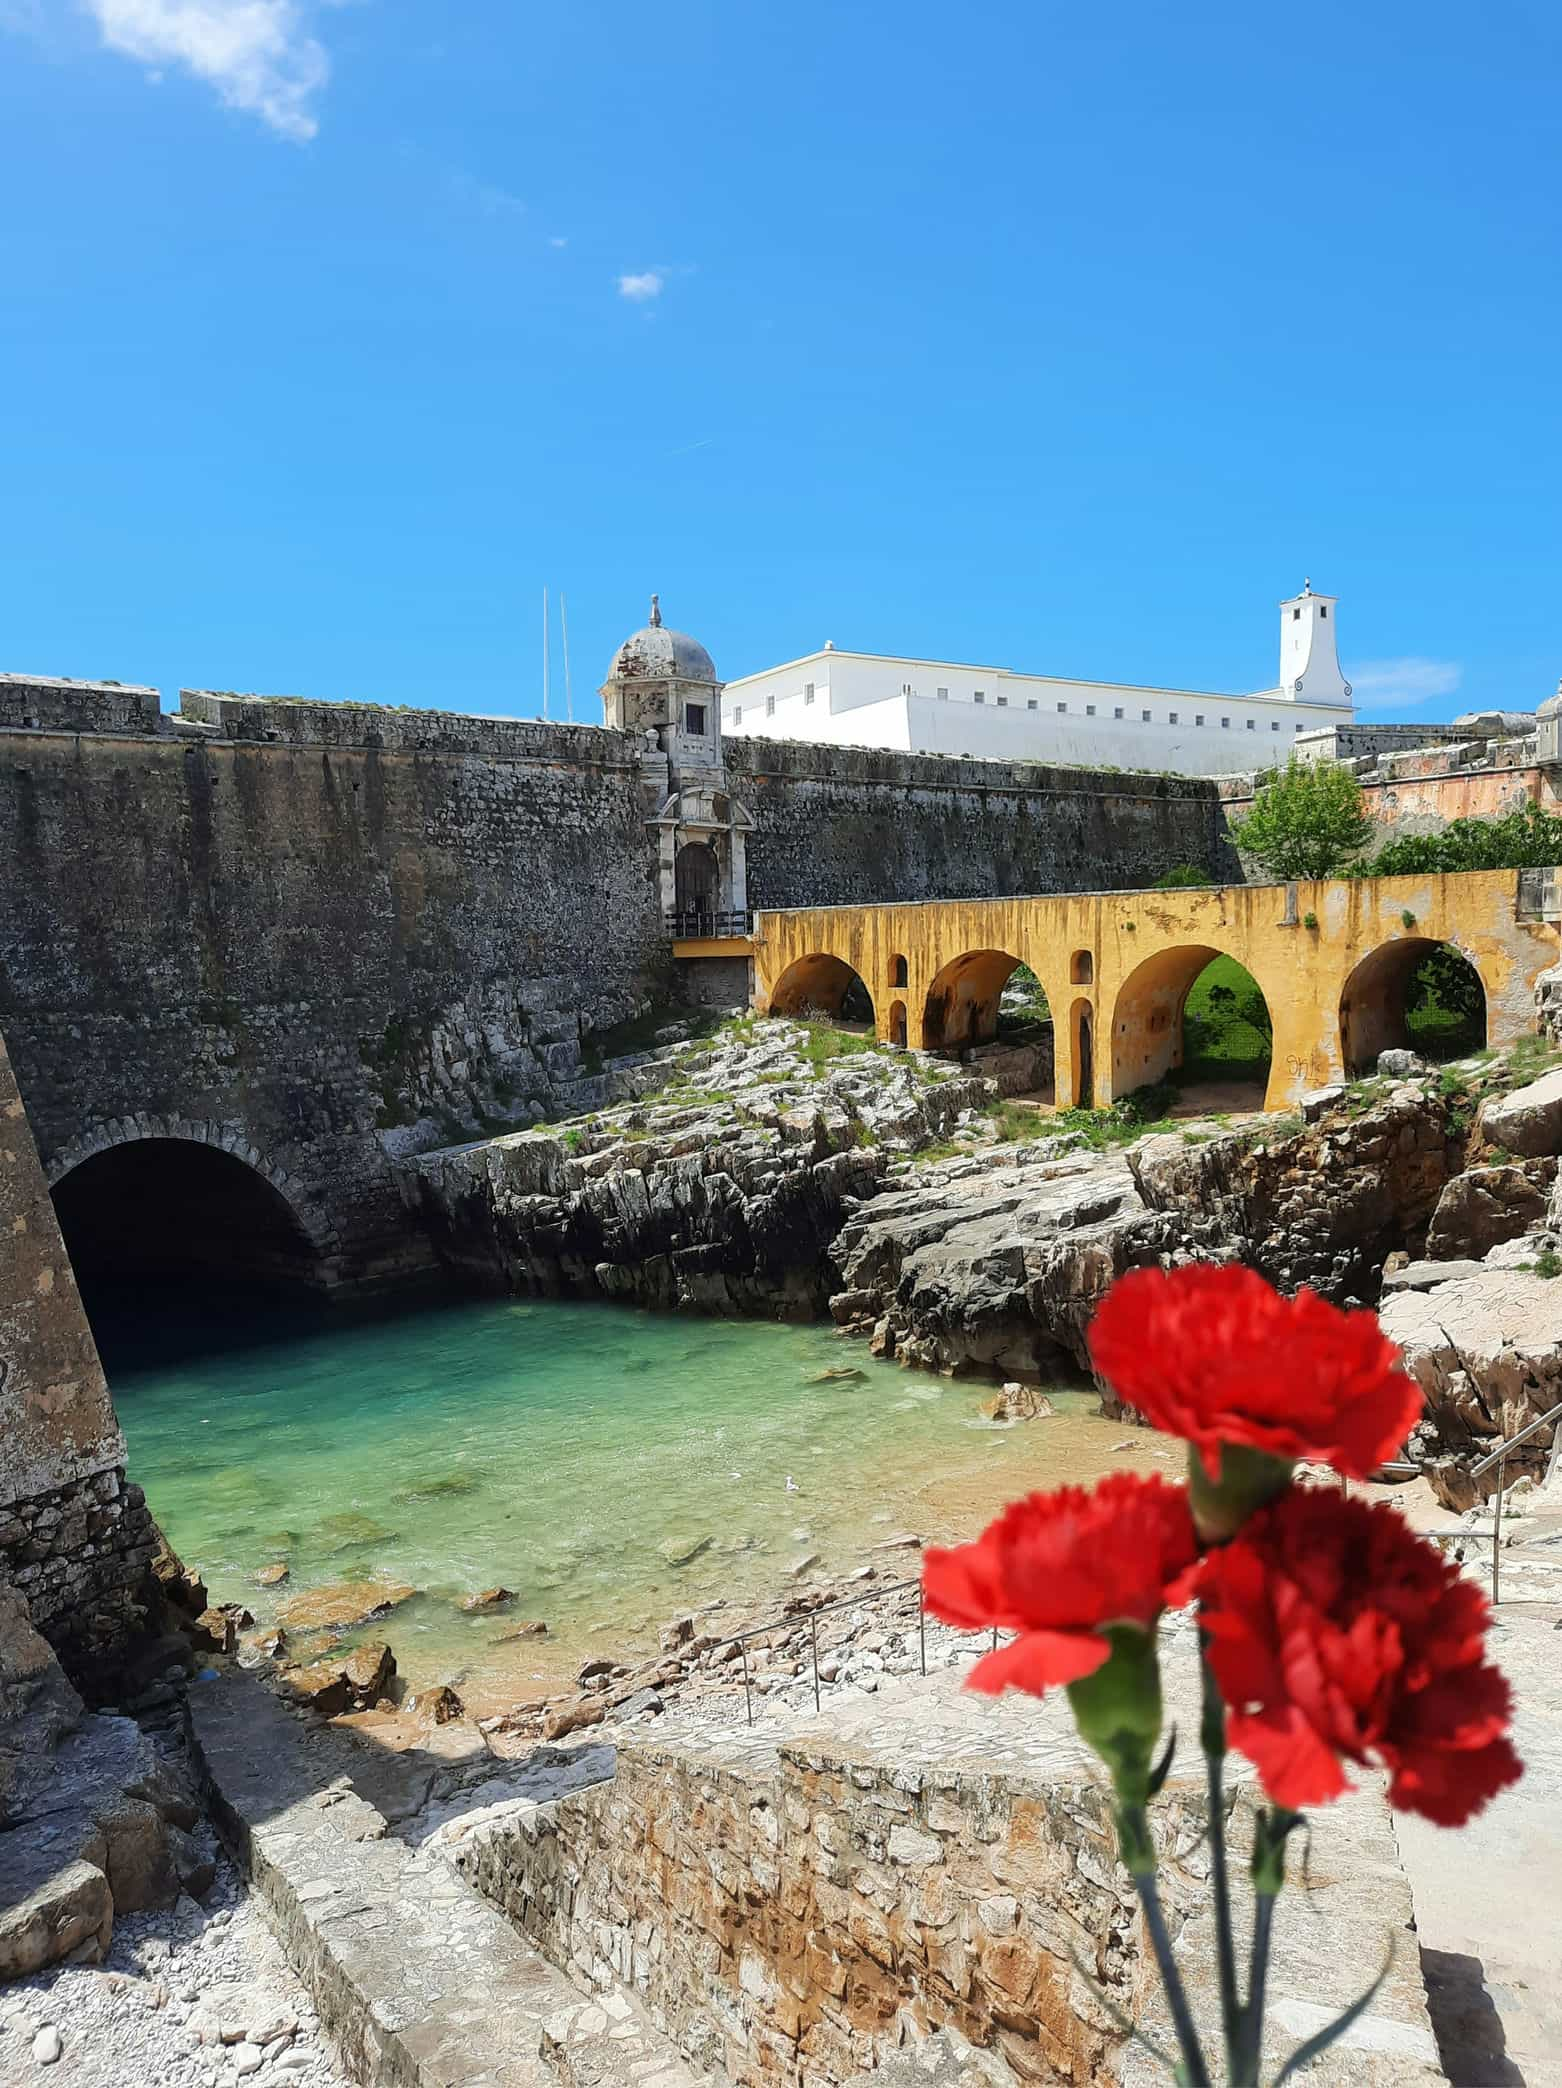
[560,593,574,723]
[542,586,551,720]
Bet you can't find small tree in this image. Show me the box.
[1229,758,1373,882]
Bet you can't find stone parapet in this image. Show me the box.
[177,688,653,767]
[0,672,161,736]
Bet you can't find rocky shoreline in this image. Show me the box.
[398,1014,1562,1513]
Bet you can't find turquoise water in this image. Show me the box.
[101,1290,1121,1709]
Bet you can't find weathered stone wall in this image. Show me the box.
[0,1469,157,1676]
[0,693,672,1286]
[0,671,161,736]
[0,1027,122,1497]
[454,1731,1207,2088]
[0,1026,155,1673]
[725,739,1234,905]
[1220,730,1562,850]
[0,686,1240,1285]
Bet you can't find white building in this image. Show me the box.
[722,583,1354,776]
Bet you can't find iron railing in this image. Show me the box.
[666,907,753,940]
[1469,1398,1562,1604]
[1381,1398,1562,1604]
[715,1573,1006,1725]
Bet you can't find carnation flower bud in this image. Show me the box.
[1065,1622,1165,1817]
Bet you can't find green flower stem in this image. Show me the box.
[1199,1646,1241,2075]
[1238,1807,1297,2083]
[1118,1805,1212,2088]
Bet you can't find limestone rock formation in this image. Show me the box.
[1425,1163,1552,1260]
[275,1578,416,1633]
[0,1584,199,1980]
[1476,1064,1562,1157]
[400,1021,993,1316]
[831,1086,1461,1391]
[1381,1271,1562,1509]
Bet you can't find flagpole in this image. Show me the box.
[561,593,574,723]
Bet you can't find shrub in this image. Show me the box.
[1228,759,1373,881]
[1354,799,1562,878]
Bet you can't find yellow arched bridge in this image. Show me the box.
[723,868,1562,1111]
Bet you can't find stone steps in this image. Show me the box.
[188,1667,706,2088]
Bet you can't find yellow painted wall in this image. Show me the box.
[752,870,1560,1110]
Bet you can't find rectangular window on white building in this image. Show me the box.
[1296,723,1305,732]
[1247,718,1256,730]
[1114,707,1125,720]
[1086,704,1095,716]
[733,706,742,725]
[996,695,1008,707]
[1141,709,1152,723]
[804,683,815,705]
[766,695,775,718]
[1195,714,1204,726]
[974,692,985,705]
[1056,701,1067,714]
[1169,711,1179,725]
[1222,717,1230,729]
[936,687,948,700]
[1027,699,1038,711]
[1271,721,1280,732]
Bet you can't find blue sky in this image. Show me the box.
[2,0,1557,724]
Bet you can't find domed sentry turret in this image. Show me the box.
[600,595,723,755]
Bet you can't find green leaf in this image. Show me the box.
[1270,1945,1394,2084]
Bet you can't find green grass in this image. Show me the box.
[796,1021,884,1075]
[1181,956,1273,1077]
[1500,1033,1562,1085]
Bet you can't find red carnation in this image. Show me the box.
[1088,1265,1422,1481]
[1199,1488,1521,1825]
[922,1473,1198,1697]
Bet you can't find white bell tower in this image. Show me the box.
[1278,579,1351,704]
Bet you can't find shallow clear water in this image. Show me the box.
[100,1287,1128,1710]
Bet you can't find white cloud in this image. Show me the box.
[1348,657,1463,710]
[549,236,568,249]
[84,0,329,140]
[617,269,664,302]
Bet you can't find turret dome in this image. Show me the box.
[606,596,718,686]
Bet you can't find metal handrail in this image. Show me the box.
[1469,1399,1562,1479]
[717,1403,1562,1709]
[1472,1397,1562,1606]
[666,907,753,940]
[715,1571,1005,1726]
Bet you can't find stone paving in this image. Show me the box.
[188,1666,707,2088]
[1394,1602,1562,2088]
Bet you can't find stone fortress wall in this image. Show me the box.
[0,1026,156,1677]
[0,676,1232,1293]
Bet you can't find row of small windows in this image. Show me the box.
[729,689,1306,734]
